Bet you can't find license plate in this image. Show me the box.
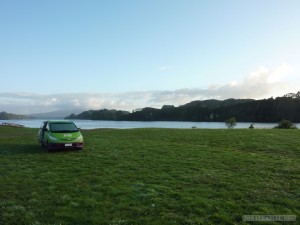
[65,143,72,147]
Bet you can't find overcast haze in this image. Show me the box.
[1,0,299,114]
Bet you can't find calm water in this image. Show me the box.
[0,119,292,129]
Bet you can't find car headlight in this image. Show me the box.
[48,135,59,141]
[75,135,83,142]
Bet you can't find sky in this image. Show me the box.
[1,0,300,114]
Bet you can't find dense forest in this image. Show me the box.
[66,92,300,123]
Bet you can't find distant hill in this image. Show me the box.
[65,92,300,122]
[66,109,130,120]
[181,98,254,109]
[0,111,29,120]
[29,109,84,119]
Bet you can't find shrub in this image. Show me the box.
[225,117,237,129]
[275,119,297,129]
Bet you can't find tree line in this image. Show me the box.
[0,111,29,120]
[66,92,300,123]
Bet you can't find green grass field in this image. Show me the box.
[0,126,299,225]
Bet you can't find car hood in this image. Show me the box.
[50,131,82,140]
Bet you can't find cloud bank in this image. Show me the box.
[0,64,297,114]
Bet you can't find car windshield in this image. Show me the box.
[50,123,78,133]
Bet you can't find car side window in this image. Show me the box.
[42,122,48,131]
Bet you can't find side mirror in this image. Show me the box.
[43,128,48,132]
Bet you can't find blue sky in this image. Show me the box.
[1,0,300,114]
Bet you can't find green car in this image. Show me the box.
[38,120,83,151]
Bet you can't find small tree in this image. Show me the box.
[275,119,297,129]
[225,117,237,128]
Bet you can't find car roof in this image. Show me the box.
[45,120,75,124]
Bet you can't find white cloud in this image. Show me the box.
[267,63,294,83]
[0,64,298,114]
[159,65,173,72]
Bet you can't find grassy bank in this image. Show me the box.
[0,127,299,224]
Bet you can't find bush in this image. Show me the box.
[225,117,237,128]
[275,119,297,129]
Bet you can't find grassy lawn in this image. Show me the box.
[0,126,299,225]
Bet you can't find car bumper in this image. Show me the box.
[47,142,83,150]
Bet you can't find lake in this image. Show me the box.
[1,119,293,129]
